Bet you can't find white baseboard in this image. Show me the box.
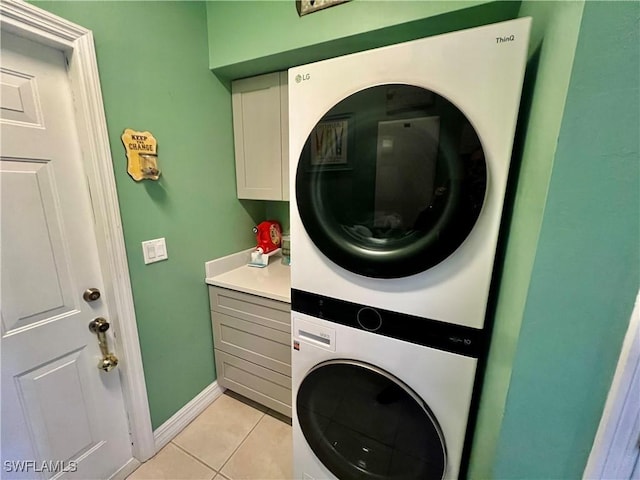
[153,381,225,452]
[110,458,141,480]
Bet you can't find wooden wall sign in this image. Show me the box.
[121,128,160,181]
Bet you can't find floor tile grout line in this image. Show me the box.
[164,392,266,477]
[140,393,278,480]
[170,440,220,475]
[216,410,267,477]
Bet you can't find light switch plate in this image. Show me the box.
[142,237,168,264]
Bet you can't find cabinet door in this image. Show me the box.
[232,72,284,200]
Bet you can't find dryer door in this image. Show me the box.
[297,360,447,480]
[295,84,486,278]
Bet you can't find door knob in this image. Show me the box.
[88,317,119,372]
[83,288,101,302]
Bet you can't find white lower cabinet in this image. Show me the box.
[209,286,292,417]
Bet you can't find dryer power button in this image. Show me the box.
[357,307,383,332]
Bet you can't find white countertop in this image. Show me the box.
[205,249,291,303]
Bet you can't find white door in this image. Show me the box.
[1,31,132,479]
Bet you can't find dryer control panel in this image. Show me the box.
[291,289,487,358]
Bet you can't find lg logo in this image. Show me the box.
[295,73,311,83]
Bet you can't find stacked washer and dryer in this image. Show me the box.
[288,18,531,480]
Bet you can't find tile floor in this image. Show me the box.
[127,391,293,480]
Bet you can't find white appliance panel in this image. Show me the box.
[291,312,478,480]
[289,18,531,329]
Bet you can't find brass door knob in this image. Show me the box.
[99,354,119,373]
[88,317,119,372]
[83,288,101,302]
[88,317,110,334]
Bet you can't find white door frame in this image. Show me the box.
[0,0,155,462]
[584,290,640,478]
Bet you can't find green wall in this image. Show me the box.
[493,1,639,476]
[207,0,521,79]
[31,1,263,429]
[265,201,291,234]
[468,1,586,476]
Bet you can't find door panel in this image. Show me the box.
[1,31,132,480]
[296,360,446,480]
[295,83,487,279]
[1,159,76,331]
[15,349,96,463]
[0,68,43,126]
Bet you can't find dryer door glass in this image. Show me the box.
[295,84,487,278]
[297,360,447,480]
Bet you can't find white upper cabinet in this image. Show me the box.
[232,71,289,201]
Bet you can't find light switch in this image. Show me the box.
[142,237,168,264]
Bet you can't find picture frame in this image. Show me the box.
[296,0,350,17]
[309,115,351,167]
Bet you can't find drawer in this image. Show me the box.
[213,311,291,376]
[215,350,291,417]
[209,287,290,333]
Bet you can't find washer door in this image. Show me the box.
[297,360,447,480]
[295,84,486,278]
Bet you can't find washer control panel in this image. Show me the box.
[293,317,336,352]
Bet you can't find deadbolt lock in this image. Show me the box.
[89,317,119,372]
[83,288,101,302]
